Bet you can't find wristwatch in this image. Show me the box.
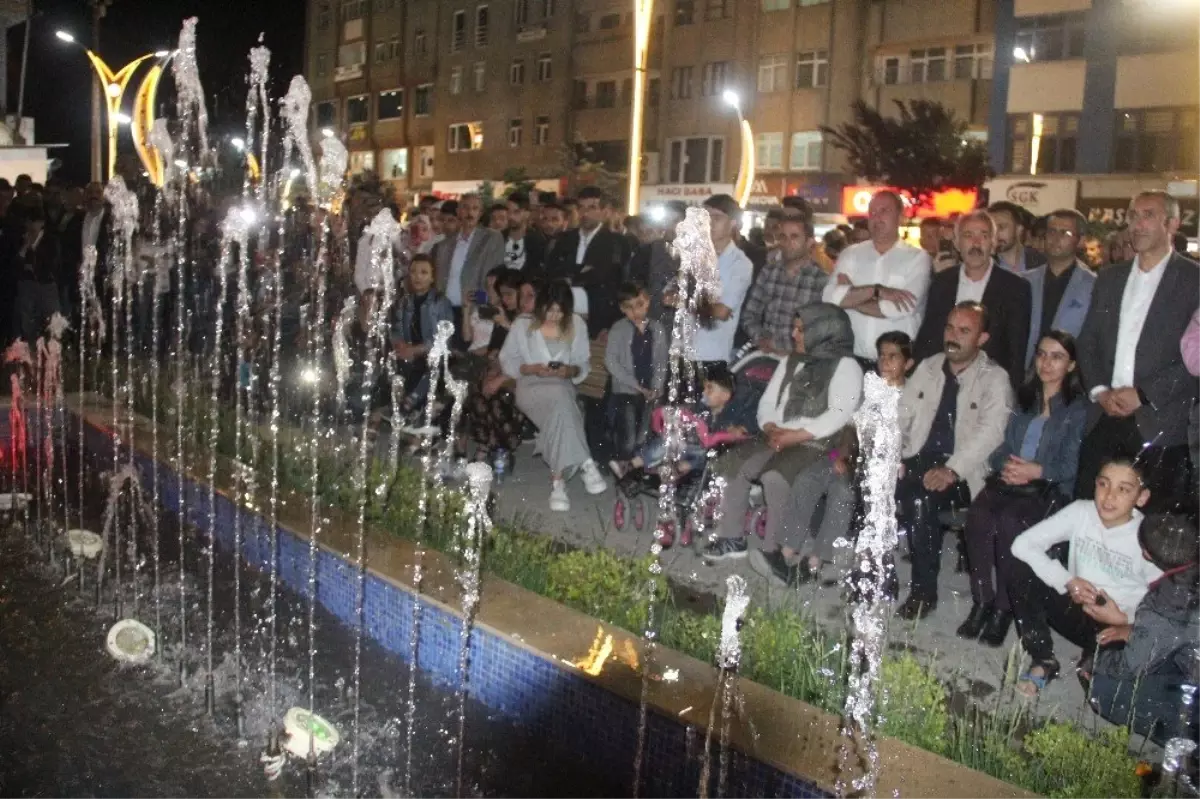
[872,284,881,301]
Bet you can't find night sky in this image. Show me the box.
[15,0,306,184]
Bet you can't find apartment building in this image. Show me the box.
[986,0,1198,236]
[305,0,996,212]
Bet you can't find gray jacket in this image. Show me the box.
[605,317,669,397]
[432,226,506,305]
[1095,577,1199,680]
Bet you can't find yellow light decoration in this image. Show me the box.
[1030,112,1044,176]
[82,48,161,180]
[626,0,655,214]
[131,64,164,186]
[734,117,755,209]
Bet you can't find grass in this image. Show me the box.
[74,356,1148,798]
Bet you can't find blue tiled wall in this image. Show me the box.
[77,417,829,798]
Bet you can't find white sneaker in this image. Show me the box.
[549,479,570,512]
[580,459,608,495]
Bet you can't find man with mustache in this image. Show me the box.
[914,210,1032,389]
[896,301,1013,619]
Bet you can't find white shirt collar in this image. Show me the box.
[1133,250,1171,277]
[962,262,992,286]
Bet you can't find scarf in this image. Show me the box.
[778,303,854,422]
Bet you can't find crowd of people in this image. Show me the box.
[0,169,1196,745]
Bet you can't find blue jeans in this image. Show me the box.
[636,435,707,474]
[1091,671,1197,745]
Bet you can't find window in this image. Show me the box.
[675,0,694,25]
[596,80,618,108]
[510,59,525,84]
[537,53,552,81]
[954,44,992,80]
[542,0,555,18]
[705,0,729,20]
[317,1,332,30]
[475,5,489,46]
[762,0,790,9]
[316,101,337,128]
[575,12,592,33]
[1114,108,1199,173]
[701,61,728,96]
[881,56,900,85]
[451,10,467,52]
[316,52,329,77]
[508,118,523,147]
[341,0,366,20]
[599,13,621,30]
[448,122,483,152]
[348,151,375,176]
[621,77,633,106]
[572,80,589,108]
[414,29,428,57]
[377,89,404,120]
[347,95,370,126]
[472,62,486,91]
[450,66,463,94]
[381,147,408,179]
[795,49,828,88]
[1007,113,1079,174]
[671,66,693,99]
[388,36,400,59]
[338,41,366,69]
[535,115,550,146]
[648,77,661,106]
[1014,13,1086,62]
[790,131,822,171]
[909,47,947,83]
[755,132,784,171]
[414,83,432,116]
[758,54,788,92]
[514,0,529,26]
[375,41,388,63]
[667,136,723,183]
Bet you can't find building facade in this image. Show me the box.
[986,0,1199,234]
[304,0,998,211]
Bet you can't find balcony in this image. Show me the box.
[335,63,365,82]
[516,24,547,43]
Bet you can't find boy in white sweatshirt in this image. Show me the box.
[1008,456,1164,697]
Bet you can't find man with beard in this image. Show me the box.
[914,210,1031,389]
[896,301,1013,619]
[503,192,546,275]
[989,201,1046,274]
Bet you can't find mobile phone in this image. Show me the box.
[938,239,955,256]
[472,290,489,305]
[478,305,498,320]
[547,361,563,370]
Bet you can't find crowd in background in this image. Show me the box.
[0,170,1196,747]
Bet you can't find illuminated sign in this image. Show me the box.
[841,186,978,218]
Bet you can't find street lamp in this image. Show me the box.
[723,90,755,210]
[626,0,655,214]
[56,29,168,180]
[231,137,246,152]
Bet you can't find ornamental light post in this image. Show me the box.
[722,89,755,209]
[626,0,654,214]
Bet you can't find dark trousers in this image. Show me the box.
[1007,558,1101,663]
[14,280,60,343]
[964,486,1060,611]
[1090,671,1197,746]
[895,453,970,602]
[611,392,649,461]
[1077,414,1192,510]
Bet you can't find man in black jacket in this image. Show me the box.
[544,186,632,337]
[504,192,547,276]
[914,210,1031,389]
[12,207,61,343]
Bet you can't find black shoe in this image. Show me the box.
[956,602,991,640]
[896,594,937,620]
[702,537,748,561]
[751,548,797,586]
[979,608,1013,648]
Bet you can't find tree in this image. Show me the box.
[500,167,536,199]
[821,99,992,213]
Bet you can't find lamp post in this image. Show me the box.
[57,29,166,181]
[626,0,654,214]
[723,90,755,210]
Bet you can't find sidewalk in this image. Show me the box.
[488,440,1095,719]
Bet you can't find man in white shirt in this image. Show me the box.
[822,191,930,362]
[1076,191,1200,505]
[692,194,753,365]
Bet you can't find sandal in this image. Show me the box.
[1016,658,1060,698]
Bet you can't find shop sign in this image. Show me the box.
[841,185,978,219]
[1077,197,1199,237]
[640,183,735,208]
[983,178,1078,216]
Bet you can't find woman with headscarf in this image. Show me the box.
[702,303,863,575]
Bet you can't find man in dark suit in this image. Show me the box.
[1076,191,1200,507]
[13,207,61,343]
[503,192,547,276]
[544,186,632,337]
[914,210,1032,389]
[989,201,1047,274]
[432,191,505,340]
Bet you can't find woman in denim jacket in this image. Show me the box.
[390,254,454,416]
[957,330,1088,647]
